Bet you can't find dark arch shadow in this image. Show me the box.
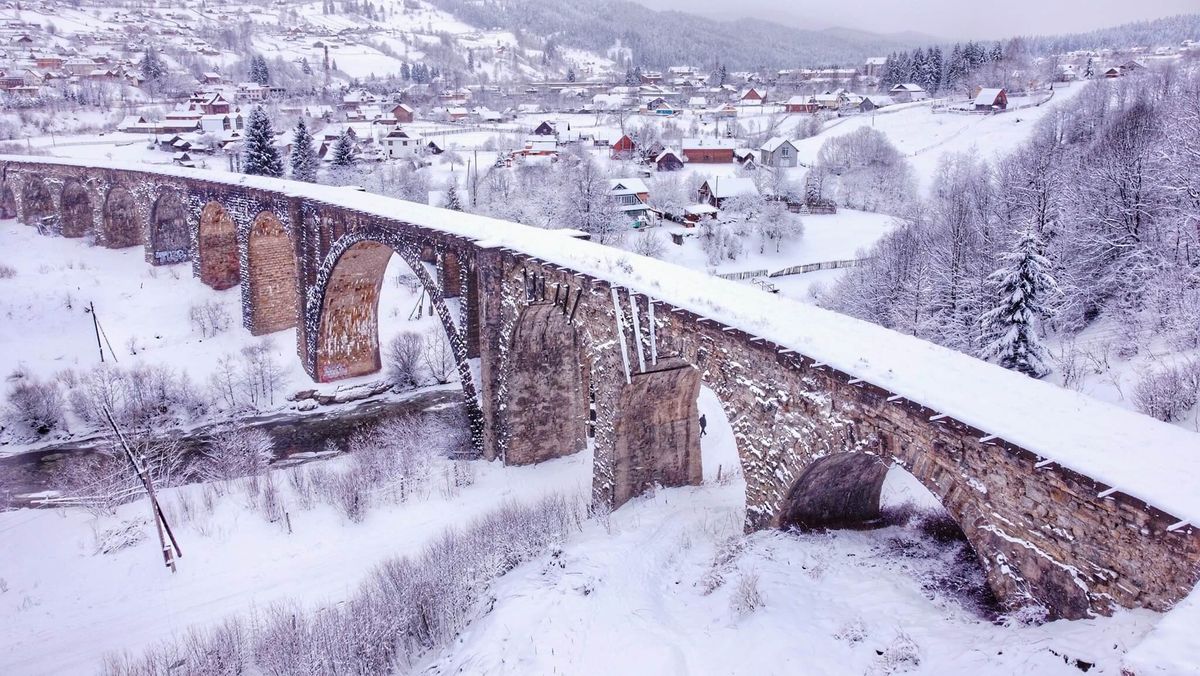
[0,185,15,220]
[247,211,298,335]
[777,453,889,530]
[102,186,141,249]
[149,192,189,264]
[198,201,239,290]
[20,178,52,226]
[59,180,93,238]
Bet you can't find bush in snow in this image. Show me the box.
[198,427,274,482]
[729,571,764,618]
[870,632,921,675]
[102,496,581,675]
[189,300,231,338]
[66,364,207,431]
[834,617,868,644]
[1132,362,1200,422]
[0,263,15,278]
[422,328,456,385]
[386,331,425,389]
[52,436,189,515]
[631,229,665,259]
[4,376,65,437]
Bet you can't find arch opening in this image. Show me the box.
[503,302,590,465]
[247,212,298,335]
[198,202,240,290]
[20,179,52,226]
[779,457,1003,618]
[611,357,702,508]
[102,186,141,249]
[314,240,459,388]
[59,181,93,238]
[149,192,189,264]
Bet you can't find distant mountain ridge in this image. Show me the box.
[423,0,930,69]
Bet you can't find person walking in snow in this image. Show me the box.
[699,414,707,437]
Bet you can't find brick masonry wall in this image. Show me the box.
[248,213,298,335]
[102,186,141,249]
[198,202,239,290]
[59,180,93,238]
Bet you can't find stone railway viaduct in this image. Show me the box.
[3,156,1199,621]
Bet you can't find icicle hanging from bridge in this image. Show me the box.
[610,287,632,384]
[628,293,646,373]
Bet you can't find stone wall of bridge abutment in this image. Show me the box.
[4,157,1200,621]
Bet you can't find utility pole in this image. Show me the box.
[89,301,104,362]
[103,407,182,572]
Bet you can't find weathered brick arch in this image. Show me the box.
[20,177,52,226]
[101,186,141,248]
[198,201,240,290]
[246,211,298,335]
[59,180,94,238]
[148,191,190,265]
[308,232,470,387]
[0,184,15,220]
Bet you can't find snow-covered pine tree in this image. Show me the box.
[250,54,270,86]
[444,181,463,211]
[141,48,166,82]
[979,228,1058,378]
[290,118,318,183]
[330,130,356,167]
[242,106,284,178]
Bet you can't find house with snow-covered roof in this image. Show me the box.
[760,137,800,168]
[608,178,651,219]
[381,128,424,160]
[889,83,928,103]
[698,177,759,208]
[681,137,737,164]
[972,87,1007,111]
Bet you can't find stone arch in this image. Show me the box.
[776,453,889,530]
[20,178,52,226]
[313,238,463,384]
[149,191,189,265]
[198,201,240,290]
[0,185,15,220]
[102,186,141,249]
[59,180,94,238]
[247,211,298,335]
[503,302,590,465]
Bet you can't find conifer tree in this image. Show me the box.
[242,105,283,178]
[444,181,463,211]
[249,54,270,86]
[289,118,318,183]
[330,129,356,167]
[979,229,1059,378]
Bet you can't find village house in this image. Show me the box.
[381,128,424,160]
[863,56,888,78]
[532,120,558,136]
[391,103,415,123]
[889,83,929,103]
[858,95,895,113]
[698,177,759,208]
[195,93,232,115]
[785,95,820,113]
[237,82,267,101]
[738,87,766,106]
[681,137,737,163]
[201,72,222,85]
[611,134,636,159]
[972,87,1008,111]
[608,178,652,221]
[655,149,684,172]
[760,137,800,168]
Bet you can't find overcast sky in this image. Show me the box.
[629,0,1198,39]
